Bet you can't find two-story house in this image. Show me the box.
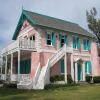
[0,10,100,89]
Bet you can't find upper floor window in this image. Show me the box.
[46,32,56,46]
[30,35,35,41]
[83,39,90,51]
[47,34,52,45]
[60,34,68,47]
[85,61,92,74]
[72,36,80,49]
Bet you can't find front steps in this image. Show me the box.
[77,81,89,85]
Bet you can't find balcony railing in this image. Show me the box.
[0,39,35,54]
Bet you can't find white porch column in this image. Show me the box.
[11,53,13,78]
[82,62,85,81]
[75,62,78,83]
[18,50,20,81]
[71,54,74,81]
[64,53,67,83]
[5,55,7,76]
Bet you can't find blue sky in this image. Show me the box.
[0,0,100,48]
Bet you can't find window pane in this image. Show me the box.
[47,40,51,45]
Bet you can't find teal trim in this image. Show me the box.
[61,59,64,73]
[83,39,87,50]
[77,37,80,49]
[72,37,75,48]
[88,40,91,51]
[12,10,37,40]
[65,35,68,46]
[85,62,87,73]
[78,64,82,81]
[52,32,56,46]
[59,34,62,48]
[88,61,92,74]
[45,32,48,44]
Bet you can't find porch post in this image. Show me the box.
[82,62,85,81]
[11,53,13,80]
[75,62,78,83]
[18,50,20,81]
[5,55,7,77]
[64,53,67,83]
[71,54,74,81]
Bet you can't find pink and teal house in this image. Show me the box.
[0,10,100,89]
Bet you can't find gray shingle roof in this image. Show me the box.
[23,10,95,38]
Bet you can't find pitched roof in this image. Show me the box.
[13,10,95,40]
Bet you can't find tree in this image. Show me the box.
[86,7,100,43]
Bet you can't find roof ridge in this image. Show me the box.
[23,9,78,26]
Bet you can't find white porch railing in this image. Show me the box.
[19,74,30,82]
[0,39,35,54]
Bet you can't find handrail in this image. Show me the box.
[33,63,41,85]
[0,39,35,54]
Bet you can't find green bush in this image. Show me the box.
[50,75,64,83]
[93,76,100,83]
[85,75,92,83]
[67,74,73,84]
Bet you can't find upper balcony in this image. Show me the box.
[0,39,36,55]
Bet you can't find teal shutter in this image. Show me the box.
[26,59,31,74]
[88,40,91,51]
[83,39,86,50]
[88,61,92,74]
[61,59,64,73]
[73,37,75,48]
[45,32,48,44]
[65,35,68,46]
[52,32,56,46]
[77,37,80,49]
[85,62,87,73]
[59,34,62,48]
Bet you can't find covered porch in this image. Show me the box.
[0,50,32,83]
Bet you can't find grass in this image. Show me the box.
[0,84,100,100]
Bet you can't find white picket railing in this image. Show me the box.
[1,39,35,54]
[19,74,30,82]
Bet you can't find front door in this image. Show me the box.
[78,63,82,81]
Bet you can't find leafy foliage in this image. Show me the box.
[86,7,100,42]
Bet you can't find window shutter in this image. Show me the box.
[61,59,64,73]
[88,61,92,74]
[85,62,87,73]
[88,40,91,51]
[83,39,86,50]
[77,37,80,49]
[65,35,68,46]
[45,32,48,44]
[52,32,56,46]
[59,34,62,48]
[73,37,75,48]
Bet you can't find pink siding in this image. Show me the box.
[91,42,100,76]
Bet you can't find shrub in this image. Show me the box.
[85,75,92,83]
[93,76,100,83]
[50,75,64,83]
[67,74,73,84]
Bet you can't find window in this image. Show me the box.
[85,61,92,74]
[61,36,65,47]
[47,34,52,45]
[30,35,35,41]
[60,34,68,47]
[83,39,90,51]
[73,36,80,49]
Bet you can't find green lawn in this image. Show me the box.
[0,84,100,100]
